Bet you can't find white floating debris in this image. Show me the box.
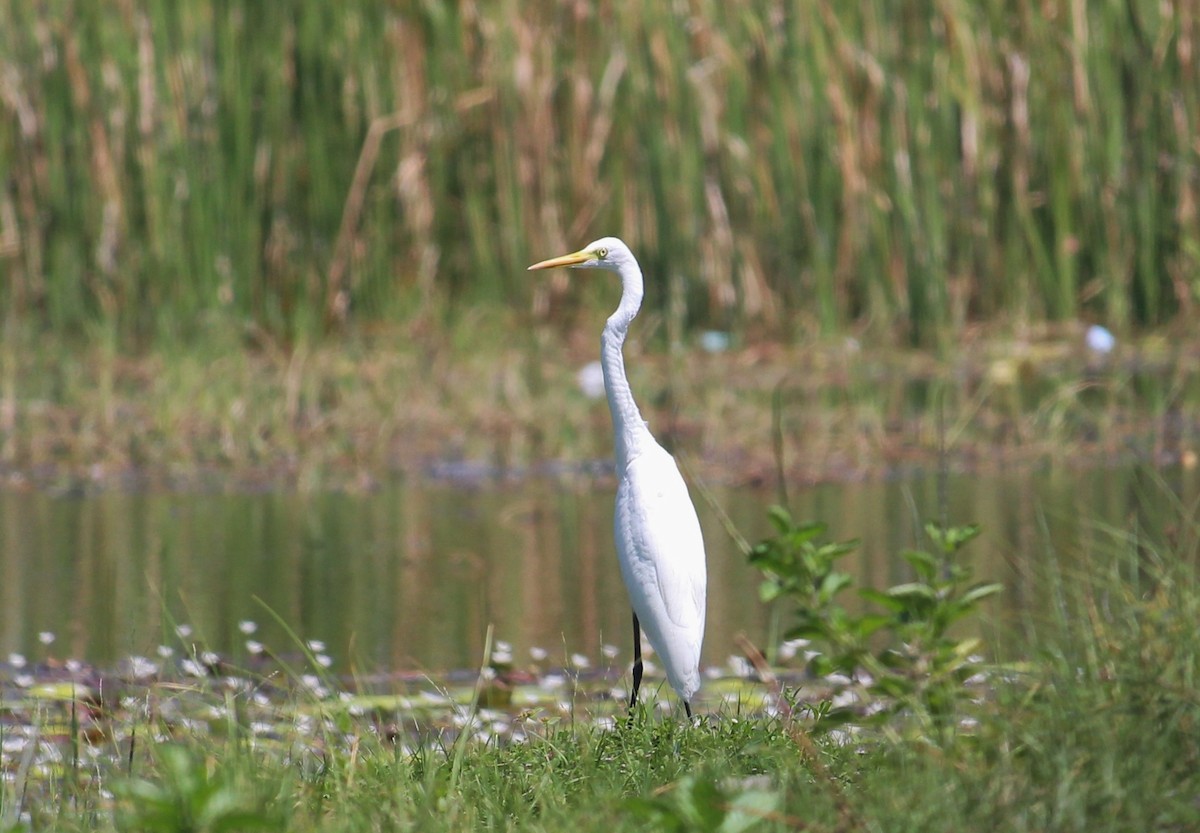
[1085,324,1115,354]
[576,361,606,399]
[699,330,731,353]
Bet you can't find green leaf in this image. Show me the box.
[870,674,915,697]
[758,580,782,603]
[858,588,907,613]
[767,504,793,534]
[719,789,782,833]
[926,522,982,552]
[901,549,940,581]
[961,582,1004,605]
[818,539,861,559]
[886,582,938,602]
[818,571,853,601]
[850,614,892,639]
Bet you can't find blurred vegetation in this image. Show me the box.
[1,0,1197,349]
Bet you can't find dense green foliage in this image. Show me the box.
[750,509,1002,738]
[1,1,1197,346]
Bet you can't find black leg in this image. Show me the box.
[684,701,692,720]
[629,611,643,710]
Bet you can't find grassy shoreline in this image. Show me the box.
[3,520,1198,831]
[1,323,1198,493]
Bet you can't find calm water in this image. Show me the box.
[1,462,1196,673]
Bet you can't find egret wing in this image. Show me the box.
[616,448,707,698]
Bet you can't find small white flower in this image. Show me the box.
[315,654,333,668]
[7,653,26,668]
[65,659,82,673]
[200,651,220,666]
[727,655,753,678]
[238,620,258,635]
[569,653,591,670]
[156,645,175,658]
[175,624,193,638]
[494,640,512,654]
[300,674,328,697]
[491,648,513,664]
[245,640,264,655]
[831,689,859,709]
[529,646,548,662]
[306,639,325,653]
[181,659,206,677]
[127,656,158,679]
[540,673,566,690]
[37,632,55,645]
[778,638,810,661]
[14,674,33,688]
[601,644,619,659]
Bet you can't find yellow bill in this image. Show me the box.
[527,249,593,271]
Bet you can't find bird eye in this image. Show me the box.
[596,247,608,259]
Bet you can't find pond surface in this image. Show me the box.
[1,461,1196,675]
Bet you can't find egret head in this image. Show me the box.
[527,237,632,273]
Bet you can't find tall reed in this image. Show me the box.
[0,0,1195,346]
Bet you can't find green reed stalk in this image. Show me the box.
[0,0,1195,347]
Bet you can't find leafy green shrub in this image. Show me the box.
[750,506,1002,739]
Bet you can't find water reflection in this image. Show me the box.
[1,462,1196,672]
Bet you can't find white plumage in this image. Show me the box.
[529,237,707,714]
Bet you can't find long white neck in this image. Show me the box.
[602,258,653,469]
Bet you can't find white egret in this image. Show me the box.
[528,238,707,717]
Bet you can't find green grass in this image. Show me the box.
[1,2,1196,348]
[4,507,1200,832]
